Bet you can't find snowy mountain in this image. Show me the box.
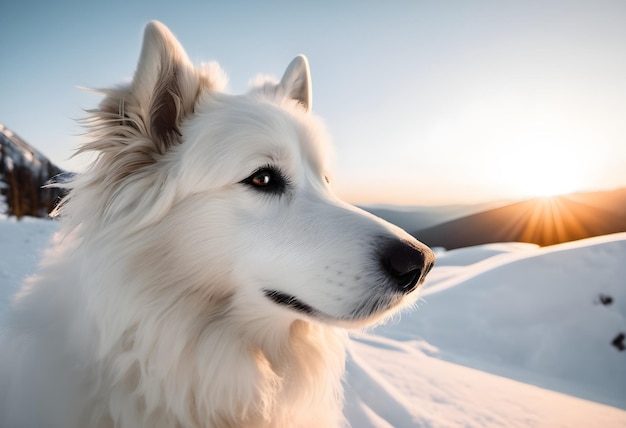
[0,124,65,218]
[1,218,625,426]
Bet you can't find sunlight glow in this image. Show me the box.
[515,196,592,246]
[498,130,587,199]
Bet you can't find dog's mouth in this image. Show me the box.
[262,288,405,324]
[263,289,325,318]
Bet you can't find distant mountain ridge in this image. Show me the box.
[361,202,505,231]
[0,124,65,218]
[413,188,626,249]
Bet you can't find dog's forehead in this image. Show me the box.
[185,94,330,174]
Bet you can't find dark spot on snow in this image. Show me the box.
[596,294,613,306]
[611,333,625,352]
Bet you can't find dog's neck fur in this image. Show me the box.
[39,228,343,427]
[84,297,346,427]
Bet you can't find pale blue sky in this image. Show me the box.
[2,1,625,205]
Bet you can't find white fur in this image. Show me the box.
[0,21,434,428]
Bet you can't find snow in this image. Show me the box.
[377,234,626,409]
[0,217,60,319]
[346,333,626,428]
[1,217,625,427]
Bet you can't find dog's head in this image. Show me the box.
[69,21,434,328]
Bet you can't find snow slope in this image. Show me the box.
[374,235,626,410]
[1,218,625,427]
[0,217,60,319]
[345,333,626,428]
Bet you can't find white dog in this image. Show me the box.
[0,21,434,428]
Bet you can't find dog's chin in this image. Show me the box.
[262,289,414,328]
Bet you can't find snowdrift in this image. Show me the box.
[374,234,626,410]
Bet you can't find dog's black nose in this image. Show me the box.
[380,239,434,293]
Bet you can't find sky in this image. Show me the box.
[2,0,626,206]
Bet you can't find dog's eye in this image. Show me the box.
[252,172,271,186]
[242,167,287,194]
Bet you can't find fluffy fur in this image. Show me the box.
[0,22,434,428]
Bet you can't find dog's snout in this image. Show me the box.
[380,239,435,293]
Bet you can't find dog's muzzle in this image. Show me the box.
[262,236,435,322]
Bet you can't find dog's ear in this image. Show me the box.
[129,21,203,152]
[279,55,312,112]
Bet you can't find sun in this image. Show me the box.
[490,131,585,197]
[517,165,582,198]
[498,131,585,199]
